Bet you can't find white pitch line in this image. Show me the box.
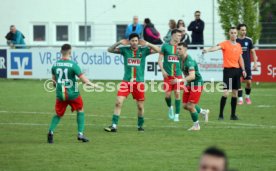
[0,122,274,130]
[0,110,276,129]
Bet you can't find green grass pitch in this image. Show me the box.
[0,79,276,171]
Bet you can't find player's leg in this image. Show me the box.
[68,96,89,142]
[230,89,239,120]
[219,90,229,120]
[136,100,145,131]
[105,96,126,132]
[187,103,200,131]
[238,76,244,105]
[165,91,174,119]
[173,89,181,122]
[105,82,129,132]
[230,68,240,120]
[164,77,175,120]
[193,86,209,123]
[245,69,252,104]
[76,108,89,142]
[47,99,67,143]
[219,69,230,120]
[173,76,183,122]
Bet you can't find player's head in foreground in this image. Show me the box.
[128,33,140,49]
[229,27,238,42]
[61,44,72,58]
[177,42,188,57]
[237,23,247,37]
[199,147,228,171]
[171,29,182,44]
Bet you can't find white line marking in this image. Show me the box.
[0,110,275,129]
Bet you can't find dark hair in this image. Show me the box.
[169,19,177,29]
[171,29,182,35]
[128,33,140,40]
[144,18,154,27]
[237,23,247,30]
[61,44,71,52]
[203,147,228,170]
[230,26,237,30]
[195,10,201,14]
[177,19,185,28]
[178,42,188,48]
[10,25,15,28]
[145,18,151,24]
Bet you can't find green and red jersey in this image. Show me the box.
[51,58,83,101]
[161,43,182,77]
[119,46,151,82]
[181,55,203,86]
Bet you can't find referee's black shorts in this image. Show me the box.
[223,68,241,90]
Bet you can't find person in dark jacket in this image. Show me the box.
[188,11,205,49]
[5,25,26,48]
[143,18,163,45]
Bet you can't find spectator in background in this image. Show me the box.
[199,147,228,171]
[143,18,163,45]
[177,19,185,28]
[178,26,190,45]
[5,25,26,48]
[188,11,205,49]
[163,19,177,43]
[125,16,143,39]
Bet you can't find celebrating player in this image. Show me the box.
[47,44,97,143]
[172,42,209,131]
[158,29,183,122]
[104,33,160,132]
[236,24,258,105]
[203,27,246,120]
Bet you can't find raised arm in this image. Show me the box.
[139,39,160,54]
[107,39,129,54]
[202,45,222,54]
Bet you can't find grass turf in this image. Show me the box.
[0,79,275,171]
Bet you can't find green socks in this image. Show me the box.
[195,105,201,114]
[165,97,172,107]
[175,99,181,114]
[49,115,61,133]
[77,112,85,133]
[138,116,144,128]
[112,114,120,126]
[190,111,199,122]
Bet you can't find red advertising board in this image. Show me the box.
[252,50,276,82]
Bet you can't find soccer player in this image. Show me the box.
[203,27,247,120]
[104,33,160,132]
[172,42,209,131]
[158,29,183,122]
[47,44,97,143]
[198,147,228,171]
[236,24,258,105]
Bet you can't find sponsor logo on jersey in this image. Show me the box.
[168,55,179,63]
[127,58,141,66]
[10,52,32,76]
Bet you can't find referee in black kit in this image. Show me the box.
[203,27,247,120]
